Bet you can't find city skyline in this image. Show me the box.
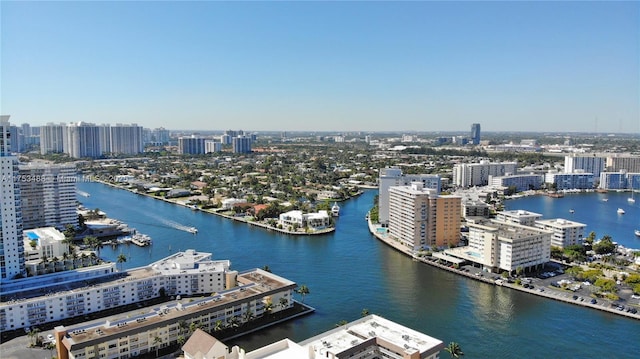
[2,1,639,133]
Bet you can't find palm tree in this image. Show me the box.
[177,320,188,335]
[153,336,163,357]
[116,253,127,271]
[444,342,464,358]
[177,335,186,347]
[279,297,288,309]
[83,236,101,256]
[243,308,255,323]
[361,308,370,317]
[213,319,223,332]
[27,327,40,347]
[296,284,310,303]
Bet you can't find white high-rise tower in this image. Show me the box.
[0,115,26,281]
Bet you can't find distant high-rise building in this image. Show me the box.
[18,163,78,231]
[178,136,206,155]
[109,124,144,155]
[40,123,66,155]
[65,122,102,159]
[232,135,252,154]
[471,123,481,145]
[151,127,170,145]
[378,168,441,226]
[0,115,26,280]
[564,154,606,177]
[8,125,24,153]
[452,160,518,188]
[205,140,222,153]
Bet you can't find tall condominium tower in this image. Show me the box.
[452,160,518,188]
[19,163,78,230]
[40,123,66,154]
[232,135,252,154]
[0,115,26,280]
[109,124,144,155]
[564,154,606,177]
[388,182,461,250]
[378,167,441,226]
[178,136,206,155]
[471,123,481,145]
[65,122,102,159]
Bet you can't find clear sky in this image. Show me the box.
[1,1,638,133]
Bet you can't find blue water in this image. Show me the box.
[505,191,640,249]
[77,182,640,358]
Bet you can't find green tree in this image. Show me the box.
[335,320,348,327]
[27,327,40,347]
[361,308,370,317]
[153,336,163,357]
[177,335,186,347]
[296,284,310,303]
[593,236,616,255]
[116,253,127,271]
[444,342,464,358]
[83,236,102,256]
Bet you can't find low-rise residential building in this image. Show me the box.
[495,210,543,227]
[54,266,297,359]
[535,218,586,248]
[0,250,239,332]
[445,219,551,273]
[23,227,68,262]
[544,172,594,190]
[278,210,331,231]
[488,174,544,192]
[180,315,444,359]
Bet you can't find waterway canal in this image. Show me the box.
[77,182,640,358]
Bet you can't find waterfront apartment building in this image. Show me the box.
[40,123,66,154]
[53,261,297,359]
[378,167,441,226]
[0,115,26,280]
[488,174,544,192]
[0,250,241,332]
[598,171,628,190]
[388,182,461,250]
[535,218,586,248]
[445,219,551,273]
[452,161,518,188]
[495,210,543,227]
[232,135,252,154]
[18,163,78,230]
[606,155,640,173]
[179,136,206,155]
[23,227,68,264]
[544,172,595,190]
[179,315,444,359]
[471,123,481,145]
[564,154,606,178]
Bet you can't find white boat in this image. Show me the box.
[569,209,575,214]
[629,191,636,203]
[187,227,198,234]
[331,202,340,217]
[130,233,152,246]
[602,198,608,202]
[635,230,640,237]
[617,208,625,215]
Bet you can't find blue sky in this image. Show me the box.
[1,1,638,133]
